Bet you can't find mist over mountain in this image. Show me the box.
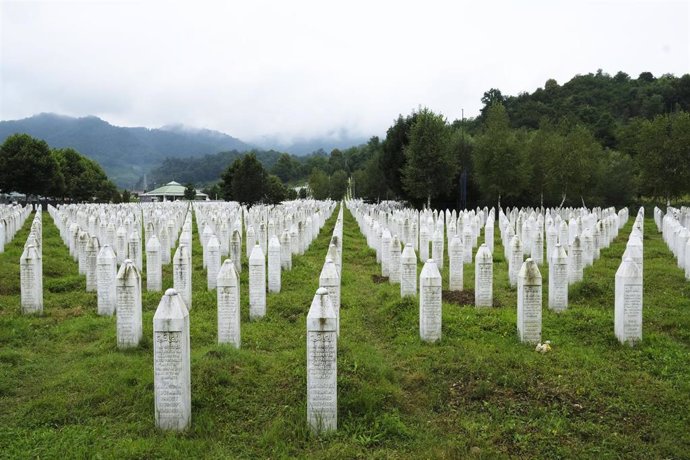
[256,131,370,156]
[0,113,253,187]
[0,113,371,188]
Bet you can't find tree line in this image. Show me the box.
[210,70,690,208]
[0,133,119,202]
[349,70,690,208]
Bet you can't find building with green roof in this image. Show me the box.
[141,181,208,202]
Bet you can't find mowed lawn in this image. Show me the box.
[0,205,689,459]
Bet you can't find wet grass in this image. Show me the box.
[0,206,688,458]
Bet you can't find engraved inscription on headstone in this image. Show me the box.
[306,288,337,433]
[154,289,191,431]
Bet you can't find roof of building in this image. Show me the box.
[144,181,207,197]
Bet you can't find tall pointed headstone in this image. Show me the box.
[154,288,191,431]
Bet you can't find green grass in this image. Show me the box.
[0,206,689,458]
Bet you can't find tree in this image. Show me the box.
[202,183,221,200]
[0,133,64,197]
[328,149,346,174]
[309,169,330,200]
[380,113,419,197]
[271,153,297,182]
[121,189,131,203]
[53,147,115,202]
[636,111,690,200]
[473,103,530,205]
[401,108,457,207]
[329,170,348,200]
[479,88,505,121]
[264,174,288,204]
[220,153,268,204]
[544,123,602,205]
[525,121,561,205]
[352,152,389,201]
[594,150,637,206]
[183,183,196,200]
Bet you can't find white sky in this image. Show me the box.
[1,0,688,143]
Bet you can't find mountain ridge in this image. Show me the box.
[0,113,370,187]
[0,113,253,187]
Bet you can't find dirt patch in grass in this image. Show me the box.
[50,306,86,320]
[372,274,389,284]
[443,289,501,307]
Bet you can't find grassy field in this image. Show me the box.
[0,205,689,459]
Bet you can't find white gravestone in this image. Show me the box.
[173,244,192,310]
[231,229,242,274]
[77,230,91,275]
[517,258,542,344]
[20,245,42,314]
[615,257,643,345]
[160,226,172,265]
[77,230,89,274]
[249,244,266,320]
[217,260,241,347]
[116,260,142,348]
[389,235,401,284]
[400,244,417,297]
[206,235,221,290]
[568,236,584,284]
[475,244,493,307]
[280,230,292,270]
[432,229,444,270]
[154,288,191,431]
[546,224,557,265]
[327,243,340,277]
[582,229,594,267]
[531,229,543,266]
[128,230,143,272]
[306,287,337,433]
[448,234,463,292]
[485,219,494,254]
[509,236,522,288]
[115,226,127,265]
[419,259,442,342]
[146,235,162,292]
[319,257,341,336]
[548,244,568,312]
[268,235,281,293]
[463,227,473,264]
[419,226,429,262]
[381,230,391,277]
[85,236,100,292]
[97,245,117,315]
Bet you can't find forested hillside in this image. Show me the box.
[483,70,690,148]
[0,114,251,187]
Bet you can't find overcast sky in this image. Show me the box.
[1,0,688,143]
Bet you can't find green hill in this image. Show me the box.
[0,114,252,187]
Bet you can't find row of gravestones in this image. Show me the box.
[44,199,336,431]
[501,207,627,310]
[347,199,642,346]
[153,200,336,430]
[194,200,335,321]
[615,208,645,345]
[306,204,344,433]
[658,206,690,280]
[20,209,43,314]
[1,204,32,254]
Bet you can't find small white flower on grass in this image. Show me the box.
[535,340,552,353]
